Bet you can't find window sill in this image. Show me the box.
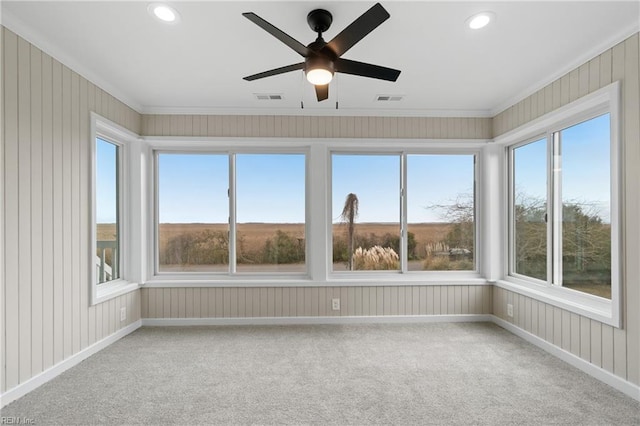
[92,279,140,306]
[495,277,619,328]
[143,273,488,288]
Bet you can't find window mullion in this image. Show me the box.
[551,131,562,287]
[229,153,237,274]
[400,153,407,273]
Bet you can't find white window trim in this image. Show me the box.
[143,137,490,287]
[90,113,141,305]
[327,149,482,279]
[151,144,311,280]
[493,81,621,328]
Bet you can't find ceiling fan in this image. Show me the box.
[242,3,401,102]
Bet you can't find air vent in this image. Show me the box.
[254,93,283,100]
[375,95,403,101]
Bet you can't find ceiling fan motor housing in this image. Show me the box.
[307,9,333,33]
[305,55,335,75]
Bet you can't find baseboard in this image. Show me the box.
[142,314,493,327]
[492,316,640,402]
[0,320,142,409]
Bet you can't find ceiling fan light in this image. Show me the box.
[306,68,333,85]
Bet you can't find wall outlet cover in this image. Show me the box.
[332,298,340,311]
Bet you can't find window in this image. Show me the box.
[331,152,477,273]
[509,114,613,299]
[90,113,140,305]
[95,138,121,283]
[407,155,475,271]
[332,154,400,271]
[157,154,229,273]
[149,140,480,283]
[556,115,612,298]
[511,138,547,281]
[155,151,307,275]
[235,154,306,273]
[502,82,620,326]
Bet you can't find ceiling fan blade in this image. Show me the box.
[335,58,400,81]
[242,12,310,57]
[325,3,389,57]
[315,84,329,101]
[243,63,305,81]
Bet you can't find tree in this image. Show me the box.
[427,192,474,252]
[340,193,359,270]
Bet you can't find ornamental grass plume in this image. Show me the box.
[352,245,399,270]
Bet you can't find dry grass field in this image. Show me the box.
[97,222,610,297]
[99,222,457,263]
[97,223,117,241]
[99,223,453,248]
[150,222,454,254]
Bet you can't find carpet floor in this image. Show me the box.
[1,322,639,425]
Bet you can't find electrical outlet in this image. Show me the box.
[332,298,340,311]
[507,303,513,318]
[120,307,127,322]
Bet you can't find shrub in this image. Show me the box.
[162,230,229,266]
[262,230,305,264]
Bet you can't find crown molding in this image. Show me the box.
[139,105,494,118]
[490,21,640,117]
[0,9,144,113]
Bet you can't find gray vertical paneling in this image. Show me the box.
[41,51,54,371]
[62,64,73,359]
[0,23,4,395]
[4,27,20,391]
[71,70,81,355]
[1,28,142,394]
[491,33,639,386]
[79,74,89,351]
[141,285,490,320]
[52,57,64,365]
[18,35,33,383]
[140,114,492,139]
[30,43,44,377]
[622,33,640,385]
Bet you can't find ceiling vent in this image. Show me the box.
[375,95,403,101]
[254,93,283,100]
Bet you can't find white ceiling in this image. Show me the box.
[2,1,639,117]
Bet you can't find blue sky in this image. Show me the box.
[331,154,474,223]
[96,138,118,223]
[96,113,610,225]
[514,113,610,223]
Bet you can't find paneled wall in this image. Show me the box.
[1,27,142,395]
[139,97,495,335]
[492,33,640,386]
[142,114,492,139]
[141,286,493,319]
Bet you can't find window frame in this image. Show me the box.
[495,82,621,327]
[152,145,310,279]
[144,137,488,287]
[328,148,481,278]
[90,113,141,305]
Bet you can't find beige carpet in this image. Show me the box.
[2,322,638,425]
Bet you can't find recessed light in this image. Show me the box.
[466,11,495,30]
[148,3,180,24]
